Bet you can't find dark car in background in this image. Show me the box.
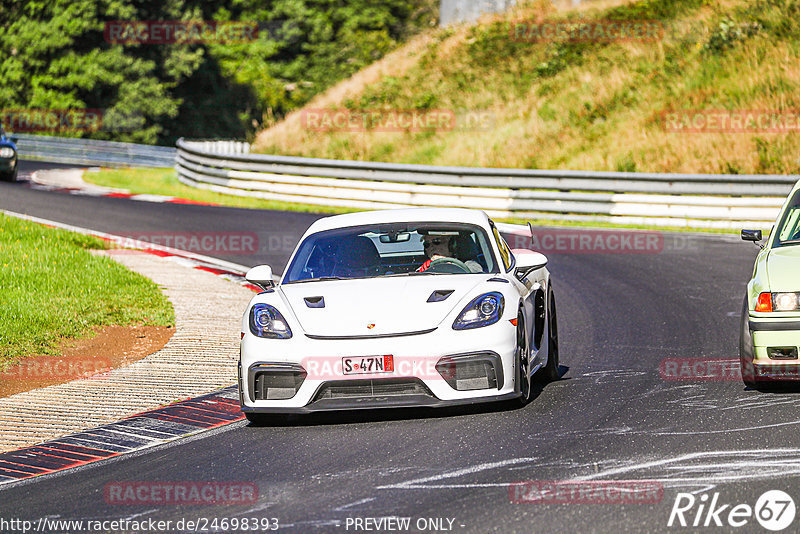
[0,126,19,181]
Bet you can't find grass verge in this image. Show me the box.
[0,214,175,367]
[84,167,356,215]
[85,167,743,234]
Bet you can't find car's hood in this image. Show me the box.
[766,246,800,292]
[278,275,488,337]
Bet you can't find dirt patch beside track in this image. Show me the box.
[0,325,173,398]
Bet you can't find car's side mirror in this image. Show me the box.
[512,250,548,279]
[245,265,275,290]
[741,229,763,242]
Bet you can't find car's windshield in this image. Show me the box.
[774,190,800,247]
[283,223,498,283]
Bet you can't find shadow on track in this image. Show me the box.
[747,382,800,394]
[245,365,570,427]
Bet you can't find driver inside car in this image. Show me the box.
[417,234,483,273]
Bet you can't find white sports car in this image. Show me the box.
[238,208,559,420]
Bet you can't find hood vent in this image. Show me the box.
[304,296,325,308]
[427,289,455,303]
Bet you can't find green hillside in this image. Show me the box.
[254,0,800,175]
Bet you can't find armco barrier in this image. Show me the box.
[176,138,797,229]
[15,133,175,167]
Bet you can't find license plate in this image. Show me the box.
[342,355,394,375]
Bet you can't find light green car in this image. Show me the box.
[740,180,800,387]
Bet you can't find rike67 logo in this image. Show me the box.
[668,490,796,531]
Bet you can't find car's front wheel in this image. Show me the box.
[1,168,17,182]
[739,296,757,388]
[515,311,532,405]
[245,412,269,425]
[535,289,560,383]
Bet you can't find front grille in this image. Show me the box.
[313,379,433,401]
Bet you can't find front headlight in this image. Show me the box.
[249,303,293,339]
[774,293,800,311]
[453,292,505,330]
[0,147,15,159]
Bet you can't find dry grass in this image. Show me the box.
[253,0,800,175]
[257,32,437,150]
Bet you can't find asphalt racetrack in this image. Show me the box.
[1,161,795,533]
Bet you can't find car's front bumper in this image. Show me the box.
[239,389,521,414]
[239,322,521,412]
[749,316,800,379]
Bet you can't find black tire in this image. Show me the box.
[245,412,268,425]
[515,311,532,406]
[1,168,16,182]
[739,296,757,388]
[535,289,560,383]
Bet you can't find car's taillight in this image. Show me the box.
[755,292,773,312]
